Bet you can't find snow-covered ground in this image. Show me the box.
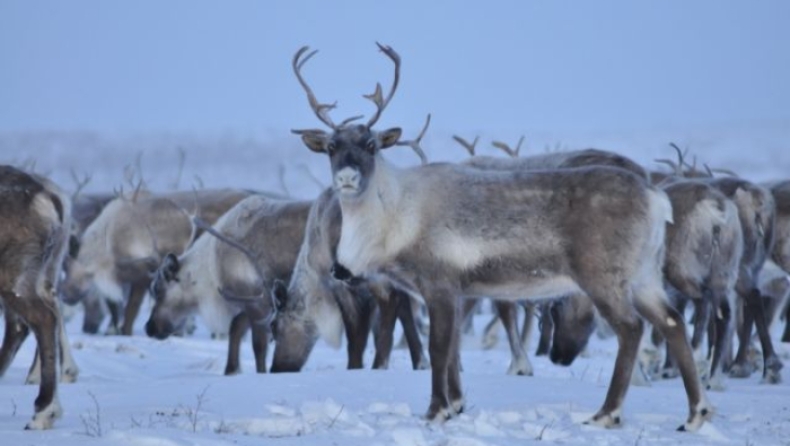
[1,128,790,445]
[0,293,789,446]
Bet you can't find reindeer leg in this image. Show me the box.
[105,298,122,335]
[373,290,398,370]
[224,313,249,375]
[0,308,30,377]
[707,299,732,391]
[24,299,62,430]
[585,289,643,429]
[250,318,270,374]
[81,291,105,334]
[120,281,147,336]
[782,303,790,343]
[730,292,758,377]
[634,291,711,432]
[747,289,783,384]
[448,318,464,415]
[519,303,535,353]
[481,309,502,350]
[425,290,457,422]
[460,297,479,336]
[395,290,429,370]
[535,303,553,356]
[494,300,532,376]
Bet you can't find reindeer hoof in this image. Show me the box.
[451,398,466,415]
[507,360,534,377]
[678,401,714,432]
[60,367,79,383]
[24,399,62,430]
[728,362,755,378]
[425,400,453,423]
[761,358,783,385]
[584,411,622,429]
[415,355,430,370]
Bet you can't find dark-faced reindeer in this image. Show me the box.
[146,195,311,374]
[270,187,429,372]
[289,43,711,431]
[63,188,251,335]
[0,166,73,429]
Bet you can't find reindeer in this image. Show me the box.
[63,188,252,335]
[59,192,115,333]
[270,187,429,373]
[146,195,311,374]
[651,148,781,383]
[288,43,711,431]
[455,136,653,375]
[0,166,73,429]
[769,180,790,343]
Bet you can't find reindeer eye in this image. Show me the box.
[366,140,377,152]
[326,142,337,154]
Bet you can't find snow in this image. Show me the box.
[1,297,789,445]
[2,1,790,444]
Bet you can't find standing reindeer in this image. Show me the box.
[769,180,790,343]
[0,166,72,429]
[288,43,711,430]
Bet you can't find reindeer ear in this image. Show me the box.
[378,127,402,149]
[271,279,288,310]
[296,130,331,153]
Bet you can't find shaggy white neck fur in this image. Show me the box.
[337,155,421,276]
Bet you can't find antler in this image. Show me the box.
[365,42,401,128]
[292,46,361,130]
[394,114,431,165]
[452,135,479,156]
[69,168,92,200]
[654,142,688,176]
[491,136,525,158]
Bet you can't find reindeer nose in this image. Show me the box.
[334,167,361,190]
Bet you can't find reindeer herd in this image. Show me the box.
[1,43,789,434]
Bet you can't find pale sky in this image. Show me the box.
[1,1,788,137]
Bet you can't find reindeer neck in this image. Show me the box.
[336,155,420,276]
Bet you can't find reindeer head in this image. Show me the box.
[291,43,428,199]
[146,252,187,339]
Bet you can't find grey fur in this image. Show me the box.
[146,195,312,374]
[296,123,711,431]
[63,188,252,335]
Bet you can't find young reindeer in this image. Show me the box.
[146,195,312,374]
[289,43,711,431]
[0,166,72,429]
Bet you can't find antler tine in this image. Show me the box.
[703,163,715,178]
[69,168,92,200]
[394,114,431,165]
[491,136,525,158]
[668,142,693,176]
[365,42,401,128]
[293,46,339,130]
[452,135,479,157]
